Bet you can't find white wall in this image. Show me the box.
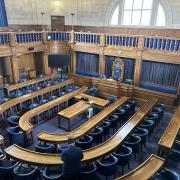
[4,0,180,28]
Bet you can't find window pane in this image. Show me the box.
[156,4,166,26]
[143,0,153,9]
[123,11,132,25]
[111,5,119,25]
[133,0,143,10]
[141,10,151,25]
[132,10,141,25]
[124,0,133,10]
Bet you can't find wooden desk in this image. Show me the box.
[3,74,58,95]
[158,105,180,156]
[0,79,74,119]
[19,87,87,144]
[58,101,91,131]
[115,154,164,180]
[75,93,109,107]
[38,97,129,144]
[5,99,157,166]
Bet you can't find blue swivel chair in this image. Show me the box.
[168,142,180,163]
[87,88,98,97]
[113,108,126,125]
[154,168,179,180]
[65,88,73,94]
[59,92,66,97]
[152,107,164,123]
[35,142,54,153]
[97,154,118,180]
[33,86,41,91]
[7,126,24,146]
[144,112,159,127]
[43,166,63,180]
[80,162,97,180]
[49,95,58,101]
[113,145,132,174]
[107,96,117,104]
[58,145,68,154]
[89,127,104,144]
[29,103,40,110]
[39,99,49,105]
[124,135,141,159]
[25,89,33,94]
[19,79,27,83]
[154,103,165,110]
[99,121,111,139]
[75,135,93,150]
[0,97,10,104]
[140,120,155,136]
[121,104,131,117]
[15,90,25,97]
[71,86,80,91]
[106,114,119,133]
[7,115,20,127]
[132,128,149,150]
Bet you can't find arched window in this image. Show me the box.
[110,0,166,27]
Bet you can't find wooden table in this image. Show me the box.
[58,101,91,131]
[38,97,129,144]
[115,154,164,180]
[75,93,109,108]
[3,74,58,95]
[5,99,157,166]
[0,79,74,119]
[158,105,180,156]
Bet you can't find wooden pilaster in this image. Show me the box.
[11,55,19,83]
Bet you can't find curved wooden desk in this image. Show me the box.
[158,105,180,156]
[5,99,157,166]
[19,87,88,135]
[38,97,128,144]
[0,79,74,119]
[3,74,58,95]
[115,154,164,180]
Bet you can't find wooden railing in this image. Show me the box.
[105,34,138,47]
[0,33,9,45]
[15,32,43,44]
[46,31,70,42]
[74,32,100,44]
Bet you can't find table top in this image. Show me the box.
[0,79,74,114]
[58,101,91,120]
[115,154,164,180]
[75,93,109,107]
[158,105,180,150]
[19,87,88,133]
[38,97,129,144]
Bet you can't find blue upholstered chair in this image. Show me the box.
[113,145,132,174]
[25,89,33,94]
[0,158,18,179]
[121,104,131,117]
[7,115,20,127]
[75,135,93,150]
[113,108,127,123]
[106,114,119,133]
[154,168,179,180]
[132,128,149,150]
[39,99,49,105]
[19,78,27,83]
[99,121,111,139]
[89,127,104,144]
[43,166,63,180]
[140,120,155,136]
[107,96,117,104]
[168,141,180,163]
[15,90,25,97]
[7,126,24,146]
[59,92,66,97]
[35,142,54,153]
[57,145,68,154]
[124,79,133,85]
[29,103,39,110]
[152,107,164,122]
[97,154,118,180]
[124,135,141,159]
[13,165,40,180]
[87,88,98,97]
[71,86,80,91]
[33,86,41,91]
[0,97,10,104]
[144,112,159,127]
[49,95,58,101]
[80,162,97,180]
[126,100,136,112]
[64,88,73,94]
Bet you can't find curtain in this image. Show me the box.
[0,0,8,27]
[76,52,99,73]
[141,60,180,87]
[105,56,135,80]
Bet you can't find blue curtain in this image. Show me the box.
[141,61,180,87]
[0,0,8,27]
[105,56,135,80]
[76,52,99,73]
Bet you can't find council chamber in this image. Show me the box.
[0,0,179,179]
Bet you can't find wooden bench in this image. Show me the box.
[0,79,74,120]
[158,105,180,157]
[115,154,164,180]
[3,74,59,95]
[38,97,129,144]
[19,87,88,144]
[5,99,157,165]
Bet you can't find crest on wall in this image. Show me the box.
[112,58,124,82]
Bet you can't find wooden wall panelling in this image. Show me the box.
[70,50,76,74]
[11,56,19,83]
[49,42,70,55]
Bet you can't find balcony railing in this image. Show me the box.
[47,32,70,42]
[0,33,9,45]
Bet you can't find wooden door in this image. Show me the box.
[51,16,65,31]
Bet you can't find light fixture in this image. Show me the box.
[71,13,75,31]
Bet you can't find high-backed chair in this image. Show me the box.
[106,114,119,133]
[80,162,97,180]
[7,115,20,127]
[43,166,63,180]
[113,145,132,174]
[7,126,24,146]
[89,127,104,144]
[154,168,179,180]
[124,135,141,159]
[75,135,93,150]
[97,154,118,180]
[35,142,54,153]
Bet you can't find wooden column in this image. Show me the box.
[134,36,144,86]
[99,34,105,74]
[11,55,19,83]
[42,51,51,75]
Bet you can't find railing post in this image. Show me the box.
[70,30,75,44]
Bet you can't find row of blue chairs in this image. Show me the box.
[47,32,70,41]
[75,34,100,44]
[16,33,42,43]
